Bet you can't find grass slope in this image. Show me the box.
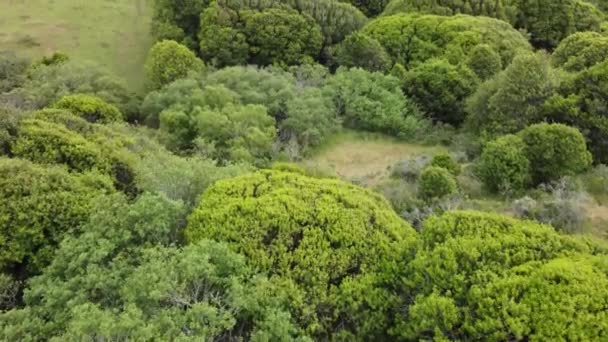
[0,0,153,89]
[305,130,445,186]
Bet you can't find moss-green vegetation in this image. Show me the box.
[2,0,608,339]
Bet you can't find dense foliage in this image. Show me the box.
[186,170,418,339]
[145,40,204,90]
[478,134,530,193]
[393,210,608,340]
[3,0,608,339]
[363,13,531,69]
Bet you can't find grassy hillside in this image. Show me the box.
[0,0,153,89]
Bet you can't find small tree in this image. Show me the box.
[478,134,530,194]
[144,40,204,90]
[418,166,458,201]
[520,123,592,185]
[186,170,417,339]
[402,59,479,126]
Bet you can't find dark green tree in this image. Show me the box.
[478,134,531,193]
[520,123,592,184]
[402,59,479,125]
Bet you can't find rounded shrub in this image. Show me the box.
[430,152,461,176]
[478,134,530,194]
[402,59,479,126]
[393,210,608,340]
[333,32,392,71]
[185,170,418,340]
[418,166,458,201]
[520,123,592,185]
[144,40,204,90]
[0,157,113,274]
[552,31,608,71]
[51,94,122,123]
[11,119,109,173]
[243,8,323,66]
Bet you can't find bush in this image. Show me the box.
[51,94,122,123]
[512,179,590,234]
[0,51,28,92]
[0,194,306,341]
[478,134,530,194]
[324,68,422,137]
[243,8,323,66]
[363,13,531,69]
[418,166,458,201]
[392,210,608,340]
[144,40,204,90]
[0,157,113,274]
[520,123,592,185]
[582,164,608,200]
[465,44,502,80]
[430,152,461,176]
[391,155,431,182]
[466,52,559,135]
[552,31,608,71]
[14,60,134,114]
[11,119,109,173]
[402,59,479,126]
[332,32,392,71]
[186,170,418,339]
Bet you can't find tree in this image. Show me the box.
[520,123,592,184]
[347,0,391,16]
[193,104,277,164]
[134,149,251,207]
[202,66,296,120]
[281,87,339,152]
[150,0,211,48]
[465,44,503,80]
[382,0,604,49]
[512,0,604,49]
[324,68,422,137]
[51,94,122,123]
[144,40,204,90]
[402,59,479,126]
[186,170,418,339]
[1,193,306,340]
[11,119,110,173]
[243,8,323,66]
[467,256,608,340]
[552,31,608,72]
[332,32,392,72]
[466,52,559,135]
[382,0,515,19]
[478,134,530,193]
[198,2,250,67]
[0,157,113,275]
[363,13,531,69]
[418,166,458,201]
[392,210,608,340]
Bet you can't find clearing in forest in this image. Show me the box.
[305,131,444,186]
[0,0,153,89]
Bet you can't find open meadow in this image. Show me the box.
[0,0,152,89]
